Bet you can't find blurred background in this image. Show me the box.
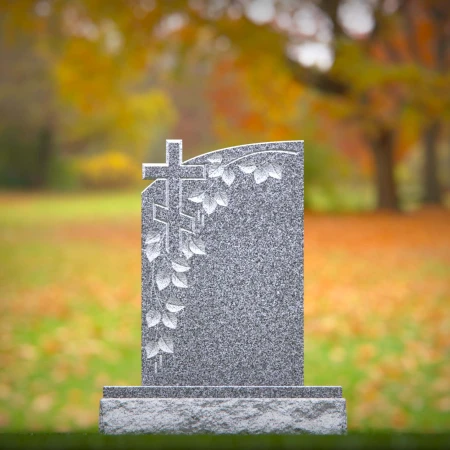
[0,0,449,433]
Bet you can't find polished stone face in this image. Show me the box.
[140,140,304,388]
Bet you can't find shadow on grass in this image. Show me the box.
[1,433,449,450]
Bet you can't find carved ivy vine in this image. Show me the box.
[144,153,283,373]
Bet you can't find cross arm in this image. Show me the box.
[142,164,169,180]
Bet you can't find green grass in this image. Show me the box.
[0,433,449,450]
[0,190,141,226]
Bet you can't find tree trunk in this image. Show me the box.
[33,125,54,188]
[422,121,442,205]
[369,129,399,211]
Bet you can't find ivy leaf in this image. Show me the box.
[239,163,256,173]
[207,154,222,164]
[145,242,160,263]
[172,256,190,273]
[166,299,185,313]
[181,239,194,259]
[222,167,235,186]
[189,236,206,255]
[188,189,205,203]
[254,166,269,184]
[203,193,217,215]
[266,162,282,179]
[215,190,229,207]
[146,309,161,327]
[145,340,159,358]
[156,268,171,291]
[158,335,174,353]
[162,312,178,329]
[172,271,188,288]
[208,165,224,178]
[145,230,161,245]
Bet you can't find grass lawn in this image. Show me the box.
[1,432,450,449]
[0,191,449,433]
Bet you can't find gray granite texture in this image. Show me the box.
[103,386,342,398]
[99,398,347,435]
[141,140,304,386]
[99,140,347,435]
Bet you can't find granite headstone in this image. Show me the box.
[99,140,347,434]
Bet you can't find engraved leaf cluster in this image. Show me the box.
[145,335,174,358]
[145,150,284,365]
[187,154,282,218]
[238,160,282,184]
[144,227,191,361]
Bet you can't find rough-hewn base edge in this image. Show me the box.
[99,398,347,435]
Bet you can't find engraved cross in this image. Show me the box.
[143,140,205,254]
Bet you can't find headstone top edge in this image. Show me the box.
[183,139,304,165]
[141,140,303,184]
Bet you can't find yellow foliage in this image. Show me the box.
[55,39,124,112]
[54,37,177,161]
[396,107,421,160]
[76,151,140,189]
[111,91,177,153]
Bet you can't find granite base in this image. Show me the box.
[99,397,347,435]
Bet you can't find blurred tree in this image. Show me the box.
[400,0,450,205]
[359,0,449,206]
[284,0,450,209]
[159,0,448,209]
[0,35,57,188]
[0,2,177,188]
[167,67,217,159]
[206,53,303,144]
[1,0,448,205]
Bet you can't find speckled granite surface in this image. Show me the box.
[99,398,347,435]
[99,140,347,435]
[103,386,342,398]
[140,140,304,385]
